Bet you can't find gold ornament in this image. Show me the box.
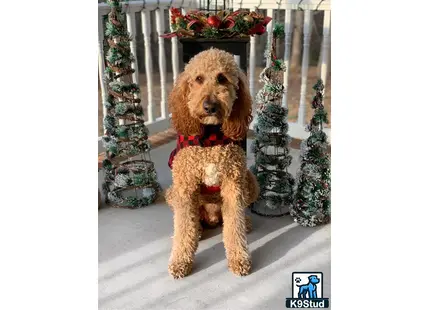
[243,15,254,23]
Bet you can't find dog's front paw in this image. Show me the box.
[168,259,193,279]
[228,256,251,276]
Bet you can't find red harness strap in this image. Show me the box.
[168,125,246,193]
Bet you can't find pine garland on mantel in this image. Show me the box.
[160,8,272,39]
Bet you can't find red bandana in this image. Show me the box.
[168,125,247,194]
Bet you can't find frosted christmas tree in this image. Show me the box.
[250,24,295,216]
[101,0,160,209]
[290,79,331,226]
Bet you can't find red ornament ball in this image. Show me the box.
[207,15,221,28]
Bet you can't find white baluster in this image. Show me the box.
[297,10,312,127]
[126,9,140,86]
[156,8,168,119]
[249,35,256,100]
[265,9,274,68]
[98,13,108,132]
[320,10,331,104]
[169,9,180,82]
[234,55,241,68]
[141,9,155,123]
[282,9,293,108]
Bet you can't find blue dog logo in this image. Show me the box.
[296,275,320,299]
[286,272,329,308]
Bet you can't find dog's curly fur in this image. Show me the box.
[165,48,260,279]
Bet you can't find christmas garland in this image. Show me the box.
[103,160,158,188]
[107,185,160,209]
[160,8,272,39]
[102,136,151,159]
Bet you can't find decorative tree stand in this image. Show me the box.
[180,38,249,74]
[163,6,272,72]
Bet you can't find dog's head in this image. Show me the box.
[308,275,320,284]
[168,48,253,140]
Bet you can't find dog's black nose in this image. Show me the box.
[203,101,218,115]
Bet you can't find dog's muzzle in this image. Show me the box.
[203,100,219,115]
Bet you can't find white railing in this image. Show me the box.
[98,0,331,152]
[237,0,331,140]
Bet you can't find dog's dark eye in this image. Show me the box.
[195,75,204,84]
[216,74,227,84]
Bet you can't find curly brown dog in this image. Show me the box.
[165,48,260,279]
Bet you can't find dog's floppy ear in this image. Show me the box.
[222,70,253,140]
[168,72,201,136]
